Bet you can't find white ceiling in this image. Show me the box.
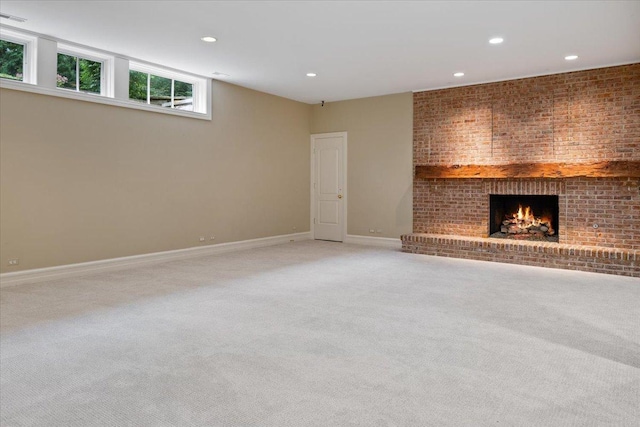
[1,1,639,104]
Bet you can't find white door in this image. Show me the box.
[311,132,346,242]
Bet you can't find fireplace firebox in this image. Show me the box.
[489,195,559,242]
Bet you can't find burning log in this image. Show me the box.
[493,204,556,241]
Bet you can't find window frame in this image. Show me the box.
[0,27,37,84]
[0,25,211,120]
[129,61,206,114]
[57,43,113,97]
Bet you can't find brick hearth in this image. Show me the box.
[404,64,640,277]
[401,234,639,277]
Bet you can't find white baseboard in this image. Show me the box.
[0,232,311,288]
[344,234,402,249]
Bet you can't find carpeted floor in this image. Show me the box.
[1,240,638,426]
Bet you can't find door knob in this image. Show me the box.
[338,194,343,199]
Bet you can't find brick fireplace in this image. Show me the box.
[401,64,640,277]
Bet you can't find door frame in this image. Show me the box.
[310,132,347,241]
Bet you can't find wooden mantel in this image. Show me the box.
[415,161,640,179]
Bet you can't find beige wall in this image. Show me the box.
[0,81,311,272]
[311,93,413,239]
[1,84,413,273]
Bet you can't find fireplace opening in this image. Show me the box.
[489,195,559,242]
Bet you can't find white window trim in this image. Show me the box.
[0,27,37,84]
[0,25,211,120]
[0,78,212,120]
[57,43,114,97]
[129,61,207,114]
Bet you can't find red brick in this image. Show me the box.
[410,64,640,276]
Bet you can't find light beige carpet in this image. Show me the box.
[1,240,639,426]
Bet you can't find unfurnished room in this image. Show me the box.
[0,1,639,425]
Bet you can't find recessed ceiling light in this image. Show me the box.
[306,73,317,77]
[453,72,465,77]
[201,36,217,43]
[564,55,578,61]
[212,71,230,78]
[489,37,504,44]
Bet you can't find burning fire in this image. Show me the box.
[513,205,541,225]
[512,205,546,226]
[515,205,531,221]
[502,205,554,237]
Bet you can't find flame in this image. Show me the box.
[510,205,549,228]
[514,205,534,223]
[503,204,554,238]
[514,206,522,220]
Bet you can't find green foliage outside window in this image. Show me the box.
[129,70,193,110]
[0,39,24,81]
[129,69,147,102]
[150,75,171,103]
[57,53,101,94]
[56,53,75,89]
[174,80,192,99]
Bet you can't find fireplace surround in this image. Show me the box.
[401,64,640,277]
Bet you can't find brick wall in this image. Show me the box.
[413,64,640,250]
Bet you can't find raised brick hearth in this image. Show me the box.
[402,234,639,277]
[402,64,640,277]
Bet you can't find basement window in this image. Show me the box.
[0,39,24,81]
[57,53,102,94]
[0,27,210,119]
[56,44,113,96]
[129,62,205,113]
[0,28,36,83]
